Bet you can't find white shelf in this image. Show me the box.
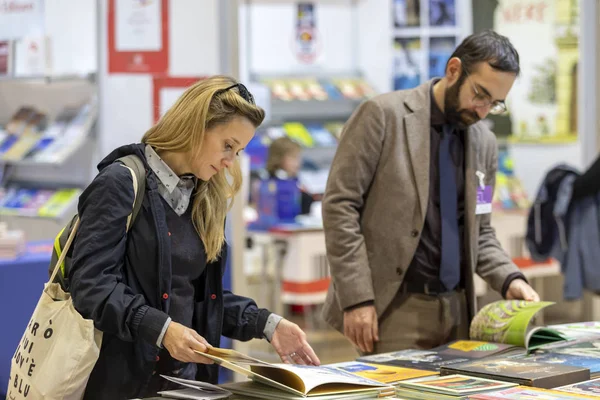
[0,100,97,167]
[270,98,364,123]
[393,26,461,38]
[0,73,96,83]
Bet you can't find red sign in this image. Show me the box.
[0,41,10,74]
[152,76,205,123]
[108,0,169,74]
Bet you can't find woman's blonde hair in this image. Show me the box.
[142,75,265,262]
[266,136,302,176]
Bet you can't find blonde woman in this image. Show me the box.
[69,76,320,399]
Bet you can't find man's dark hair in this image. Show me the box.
[447,30,520,76]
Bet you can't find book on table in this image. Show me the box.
[357,339,524,372]
[469,385,599,399]
[193,347,392,398]
[324,361,437,384]
[394,374,517,400]
[439,356,590,389]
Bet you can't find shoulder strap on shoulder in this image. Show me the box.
[116,154,146,231]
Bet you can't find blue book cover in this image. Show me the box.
[525,352,600,374]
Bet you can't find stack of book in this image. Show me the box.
[394,374,517,399]
[0,222,25,259]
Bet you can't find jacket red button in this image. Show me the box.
[211,294,217,300]
[162,293,169,300]
[155,356,160,362]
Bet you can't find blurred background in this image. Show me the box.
[0,0,598,392]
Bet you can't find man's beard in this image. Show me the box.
[444,77,480,129]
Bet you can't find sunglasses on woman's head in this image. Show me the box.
[215,83,255,105]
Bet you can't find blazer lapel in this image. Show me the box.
[464,125,480,271]
[403,82,433,220]
[404,110,430,219]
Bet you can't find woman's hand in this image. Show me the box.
[162,321,215,364]
[270,319,321,366]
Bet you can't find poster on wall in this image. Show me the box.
[392,0,420,28]
[429,37,455,79]
[393,37,422,90]
[108,0,169,74]
[476,0,579,143]
[429,0,456,27]
[294,2,319,64]
[13,36,49,76]
[0,0,44,41]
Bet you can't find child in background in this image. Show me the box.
[266,136,314,215]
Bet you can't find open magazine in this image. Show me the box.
[469,300,568,351]
[195,348,391,398]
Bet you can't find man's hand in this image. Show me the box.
[506,279,540,302]
[271,319,321,366]
[163,321,214,364]
[343,304,379,353]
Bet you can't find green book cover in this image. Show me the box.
[469,300,568,351]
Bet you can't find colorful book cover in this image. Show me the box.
[357,349,470,372]
[469,300,567,350]
[357,340,522,372]
[304,124,337,147]
[37,189,81,218]
[398,374,516,395]
[0,188,38,215]
[471,386,599,399]
[282,122,313,148]
[557,377,600,396]
[523,352,600,374]
[19,189,54,216]
[440,357,590,389]
[439,340,523,359]
[326,361,436,384]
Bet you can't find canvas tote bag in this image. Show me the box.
[6,216,102,400]
[6,163,142,399]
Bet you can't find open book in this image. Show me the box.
[195,348,391,398]
[469,300,568,351]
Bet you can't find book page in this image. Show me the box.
[251,364,388,395]
[196,349,388,396]
[195,350,305,397]
[201,347,271,366]
[221,381,380,400]
[469,300,554,347]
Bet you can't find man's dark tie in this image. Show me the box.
[439,124,460,291]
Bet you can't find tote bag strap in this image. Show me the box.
[48,216,81,286]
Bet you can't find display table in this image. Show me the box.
[0,241,53,397]
[247,224,329,319]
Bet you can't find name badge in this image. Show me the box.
[476,185,492,215]
[475,171,492,215]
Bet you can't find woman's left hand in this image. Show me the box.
[270,319,321,366]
